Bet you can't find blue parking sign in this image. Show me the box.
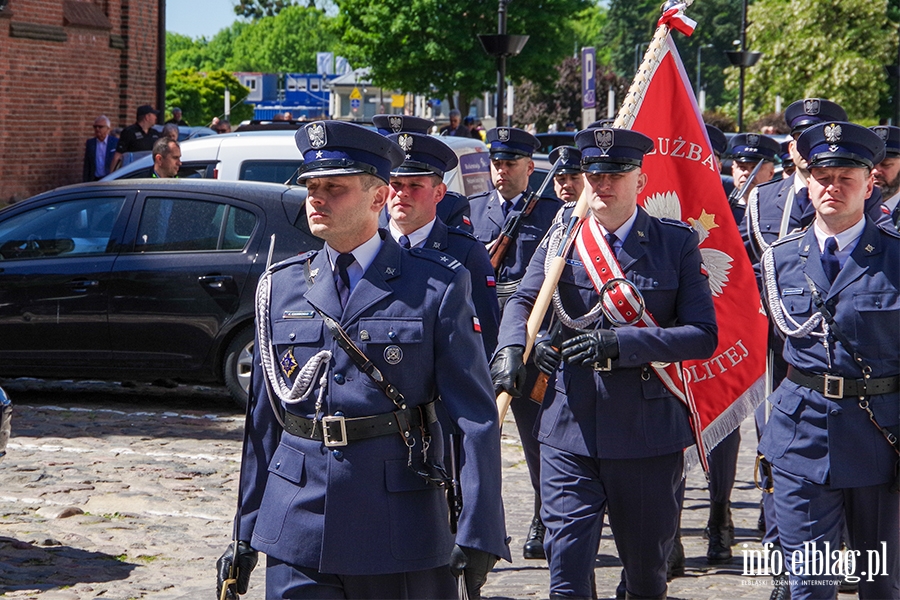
[582,47,596,109]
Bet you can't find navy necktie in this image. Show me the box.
[399,235,411,249]
[821,237,840,283]
[335,253,355,308]
[605,232,620,258]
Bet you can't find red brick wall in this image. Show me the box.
[0,0,159,203]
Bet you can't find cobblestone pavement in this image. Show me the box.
[0,379,816,599]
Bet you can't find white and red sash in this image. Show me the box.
[574,216,709,471]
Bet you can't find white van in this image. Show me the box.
[105,129,492,196]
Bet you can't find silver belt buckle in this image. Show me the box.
[823,374,844,399]
[592,358,612,372]
[322,415,348,447]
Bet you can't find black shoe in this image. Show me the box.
[769,572,789,600]
[667,532,685,580]
[706,501,734,564]
[522,515,546,559]
[757,500,766,534]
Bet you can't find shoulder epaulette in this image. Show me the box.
[468,190,491,201]
[409,247,462,271]
[268,249,318,273]
[658,217,693,230]
[756,177,784,191]
[877,220,900,239]
[446,226,477,241]
[770,228,807,247]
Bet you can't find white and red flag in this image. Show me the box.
[628,34,768,469]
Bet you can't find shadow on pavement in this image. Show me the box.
[0,536,137,591]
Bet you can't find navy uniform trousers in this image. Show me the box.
[743,177,891,553]
[469,188,562,501]
[236,235,510,598]
[759,220,900,599]
[498,207,718,598]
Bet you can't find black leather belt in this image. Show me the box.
[787,366,900,399]
[283,401,438,447]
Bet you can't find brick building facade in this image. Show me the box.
[0,1,159,203]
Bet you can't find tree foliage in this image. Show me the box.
[514,56,629,131]
[167,7,338,73]
[336,0,587,109]
[233,0,295,19]
[166,69,254,126]
[735,0,899,123]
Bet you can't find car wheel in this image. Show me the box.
[224,326,254,410]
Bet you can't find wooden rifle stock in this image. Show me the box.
[488,191,541,272]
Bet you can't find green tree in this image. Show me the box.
[515,56,628,132]
[166,69,254,126]
[570,1,609,64]
[228,6,340,72]
[336,0,587,109]
[234,0,295,19]
[734,0,898,123]
[599,0,740,112]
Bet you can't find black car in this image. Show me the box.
[0,179,320,407]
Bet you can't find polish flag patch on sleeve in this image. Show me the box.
[462,215,472,226]
[486,275,496,287]
[473,317,482,333]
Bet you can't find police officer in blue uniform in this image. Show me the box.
[492,127,718,599]
[871,125,900,231]
[469,126,562,559]
[726,132,780,225]
[548,146,584,205]
[758,121,900,600]
[779,140,796,178]
[383,129,500,356]
[217,120,510,599]
[373,114,474,233]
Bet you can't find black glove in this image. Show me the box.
[449,544,499,600]
[490,345,527,397]
[533,339,562,376]
[560,329,619,368]
[216,541,258,599]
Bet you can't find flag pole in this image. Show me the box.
[496,2,690,422]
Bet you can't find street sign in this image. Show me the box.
[351,98,361,110]
[582,47,596,109]
[350,87,362,100]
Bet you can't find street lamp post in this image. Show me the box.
[696,43,713,99]
[478,0,529,127]
[726,0,761,131]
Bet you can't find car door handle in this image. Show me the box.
[68,279,99,289]
[198,275,233,289]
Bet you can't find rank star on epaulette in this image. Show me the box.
[440,255,449,262]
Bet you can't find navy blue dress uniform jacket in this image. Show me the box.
[758,220,900,488]
[423,218,500,356]
[236,235,510,575]
[742,174,887,265]
[497,207,719,459]
[437,190,474,234]
[468,189,562,283]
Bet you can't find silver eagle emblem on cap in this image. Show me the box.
[307,123,326,149]
[825,123,842,143]
[398,133,414,152]
[595,128,614,155]
[804,98,820,115]
[747,133,760,146]
[559,147,569,162]
[498,128,510,142]
[874,127,889,141]
[389,116,403,133]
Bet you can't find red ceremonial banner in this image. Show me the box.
[629,36,768,464]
